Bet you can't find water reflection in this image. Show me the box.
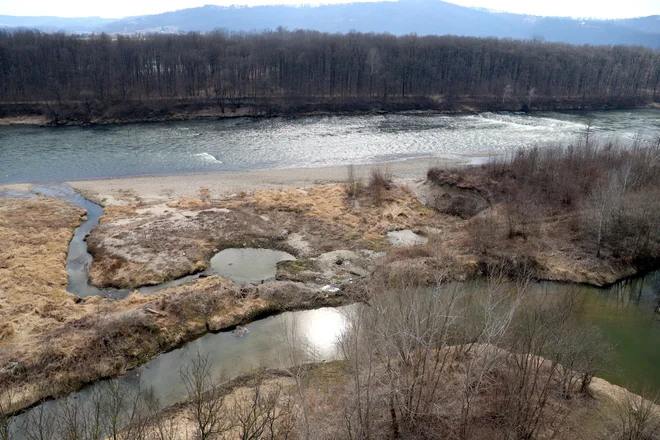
[12,305,353,434]
[10,271,660,435]
[2,110,659,184]
[209,248,296,284]
[533,272,660,394]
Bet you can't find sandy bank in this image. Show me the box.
[0,157,451,206]
[65,157,452,206]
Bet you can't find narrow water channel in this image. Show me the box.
[0,183,297,299]
[10,305,353,436]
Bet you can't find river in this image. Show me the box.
[1,110,659,184]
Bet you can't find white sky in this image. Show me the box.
[0,0,658,19]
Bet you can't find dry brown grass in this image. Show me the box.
[86,182,460,289]
[100,204,144,224]
[0,194,356,414]
[2,175,650,419]
[251,183,444,237]
[426,141,660,285]
[0,198,85,346]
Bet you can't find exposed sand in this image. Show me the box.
[62,157,452,206]
[0,116,48,126]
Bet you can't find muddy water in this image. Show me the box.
[210,248,296,284]
[2,110,659,184]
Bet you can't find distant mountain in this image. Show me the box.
[0,15,114,33]
[2,1,659,48]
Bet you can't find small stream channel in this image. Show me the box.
[1,183,296,298]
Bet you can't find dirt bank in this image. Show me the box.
[0,95,655,127]
[85,182,452,289]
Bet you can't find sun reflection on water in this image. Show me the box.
[297,308,350,359]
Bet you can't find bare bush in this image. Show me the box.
[606,389,660,440]
[0,383,16,440]
[430,138,660,271]
[340,263,466,437]
[346,164,364,200]
[367,165,392,205]
[277,316,314,440]
[180,352,228,440]
[494,284,611,439]
[467,209,501,254]
[229,376,297,440]
[455,267,527,440]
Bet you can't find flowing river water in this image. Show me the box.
[1,110,659,184]
[1,110,660,434]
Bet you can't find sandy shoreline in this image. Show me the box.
[1,157,454,205]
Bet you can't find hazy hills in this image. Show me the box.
[1,0,659,48]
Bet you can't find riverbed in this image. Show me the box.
[1,110,659,184]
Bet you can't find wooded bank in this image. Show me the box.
[0,30,658,123]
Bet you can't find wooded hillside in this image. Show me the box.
[1,30,659,118]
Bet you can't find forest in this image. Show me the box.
[0,29,659,122]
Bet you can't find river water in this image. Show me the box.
[1,110,659,184]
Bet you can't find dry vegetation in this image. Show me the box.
[86,180,451,289]
[4,267,656,440]
[0,194,360,415]
[0,197,85,345]
[1,145,659,438]
[427,139,660,284]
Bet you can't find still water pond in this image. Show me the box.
[1,110,659,184]
[210,248,296,284]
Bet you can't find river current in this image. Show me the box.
[1,110,659,184]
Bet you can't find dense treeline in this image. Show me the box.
[1,29,659,114]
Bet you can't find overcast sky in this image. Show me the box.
[1,0,658,19]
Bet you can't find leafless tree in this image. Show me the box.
[180,352,228,440]
[587,173,623,257]
[526,87,536,108]
[0,384,17,440]
[277,316,314,440]
[606,389,660,440]
[229,376,297,440]
[456,267,526,440]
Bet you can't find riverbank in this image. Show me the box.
[1,154,658,415]
[129,356,654,440]
[0,95,657,126]
[66,158,449,206]
[0,193,361,413]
